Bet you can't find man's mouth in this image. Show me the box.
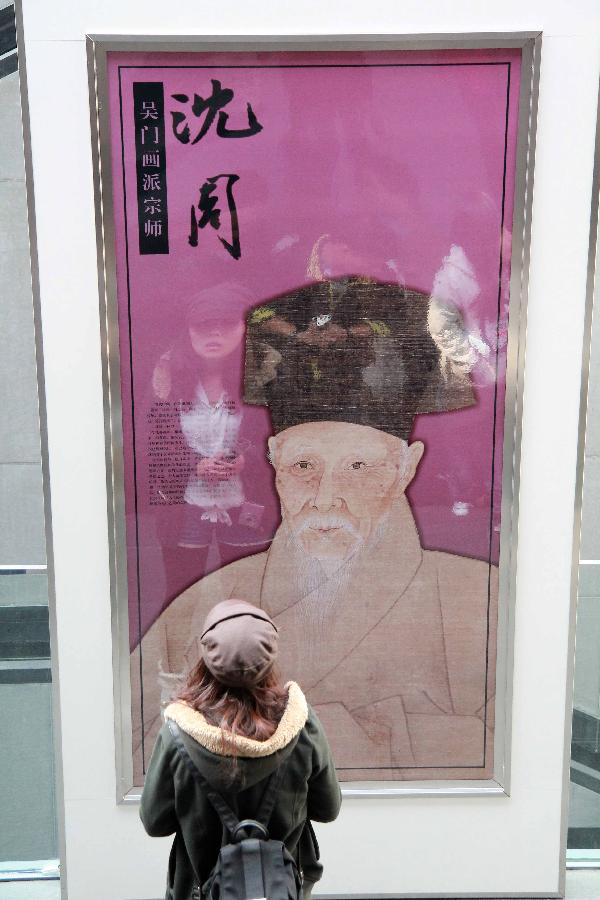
[298,516,360,538]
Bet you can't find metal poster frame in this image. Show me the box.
[86,32,540,803]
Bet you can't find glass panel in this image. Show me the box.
[0,684,58,861]
[0,6,59,879]
[0,572,49,606]
[0,2,46,570]
[0,572,58,864]
[105,45,523,788]
[569,182,600,854]
[569,565,600,852]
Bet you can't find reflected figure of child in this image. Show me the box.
[179,386,246,544]
[148,284,274,595]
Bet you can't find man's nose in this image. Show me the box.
[311,470,341,511]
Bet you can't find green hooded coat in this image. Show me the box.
[140,682,341,899]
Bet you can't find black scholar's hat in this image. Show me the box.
[244,276,475,440]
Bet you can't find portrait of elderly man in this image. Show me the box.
[132,276,498,782]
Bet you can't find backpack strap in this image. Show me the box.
[167,718,290,834]
[241,839,267,900]
[255,756,287,829]
[167,718,240,835]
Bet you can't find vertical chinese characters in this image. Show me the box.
[133,83,169,254]
[170,80,263,260]
[188,174,241,260]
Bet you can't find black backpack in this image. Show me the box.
[168,719,303,900]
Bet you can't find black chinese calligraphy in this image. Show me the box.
[189,174,241,260]
[171,80,263,145]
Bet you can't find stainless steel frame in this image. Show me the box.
[86,32,541,805]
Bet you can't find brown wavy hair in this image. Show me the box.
[176,658,289,745]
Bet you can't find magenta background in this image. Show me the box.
[106,49,522,647]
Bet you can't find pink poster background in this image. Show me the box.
[106,49,522,648]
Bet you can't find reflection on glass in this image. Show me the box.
[110,50,523,784]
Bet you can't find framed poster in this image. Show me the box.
[88,35,537,799]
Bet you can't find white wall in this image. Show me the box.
[18,1,600,897]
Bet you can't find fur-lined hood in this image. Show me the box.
[165,681,308,758]
[162,681,309,792]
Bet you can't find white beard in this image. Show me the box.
[280,515,389,631]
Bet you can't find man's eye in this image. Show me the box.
[350,461,367,470]
[293,460,312,471]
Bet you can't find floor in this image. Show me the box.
[1,871,600,899]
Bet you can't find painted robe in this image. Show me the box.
[132,498,497,782]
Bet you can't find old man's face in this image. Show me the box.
[269,421,423,563]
